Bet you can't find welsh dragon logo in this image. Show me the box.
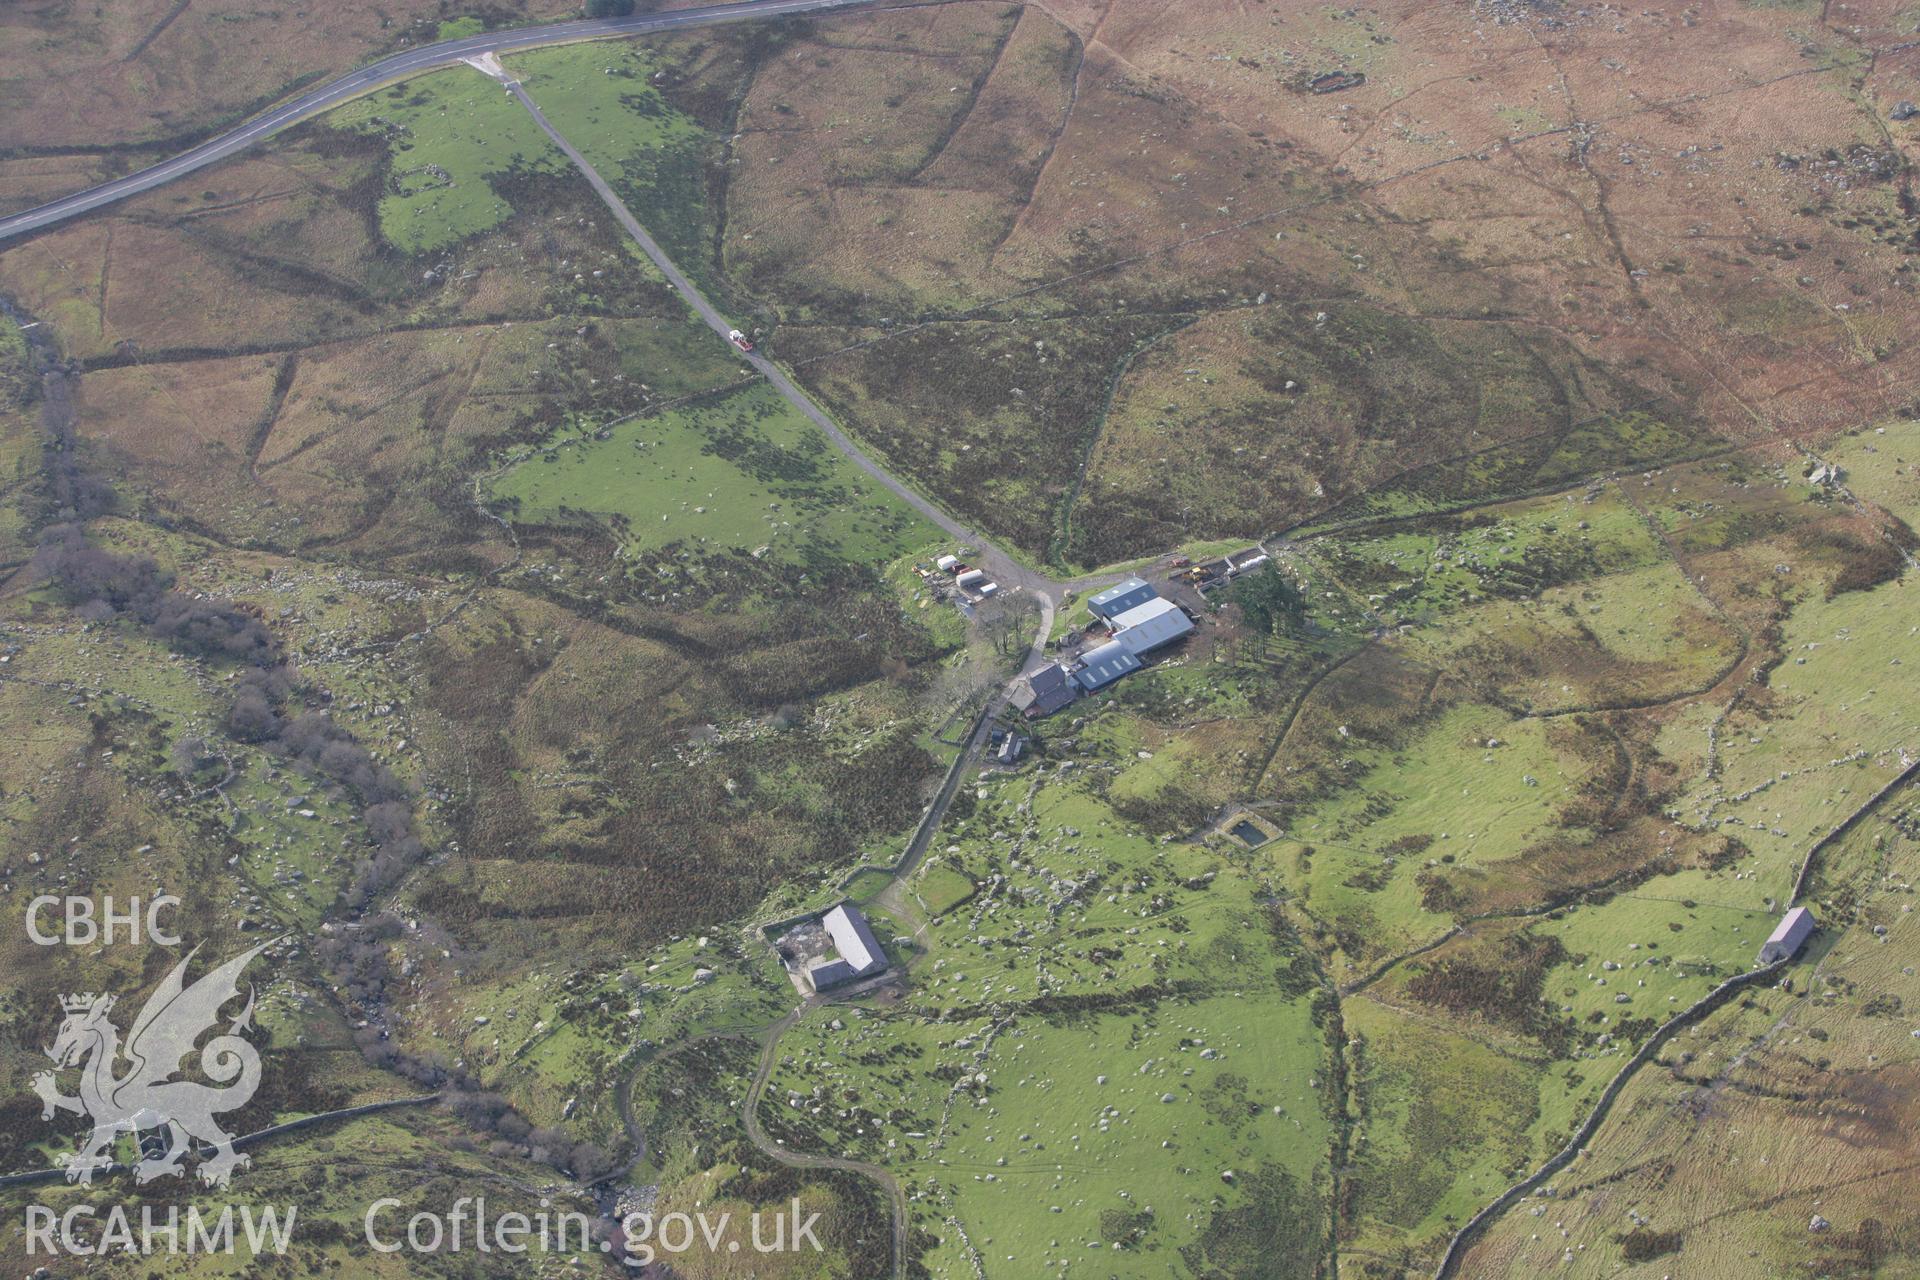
[32,939,277,1187]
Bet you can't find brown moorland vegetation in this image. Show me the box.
[5,3,1920,1276]
[0,1,565,212]
[636,0,1920,565]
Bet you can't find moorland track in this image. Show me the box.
[505,76,1062,610]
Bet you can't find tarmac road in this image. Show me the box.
[0,0,875,246]
[2,7,1240,1269]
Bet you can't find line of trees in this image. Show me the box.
[317,916,614,1180]
[34,524,429,912]
[33,525,274,660]
[22,315,615,1191]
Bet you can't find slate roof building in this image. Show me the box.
[803,902,887,992]
[802,957,857,990]
[1009,682,1037,715]
[1072,640,1142,691]
[1109,597,1195,655]
[1087,577,1157,621]
[1012,663,1075,718]
[1758,906,1816,965]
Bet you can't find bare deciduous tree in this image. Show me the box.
[975,591,1043,659]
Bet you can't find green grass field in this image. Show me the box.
[756,750,1339,1276]
[1825,419,1920,523]
[10,10,1920,1276]
[324,40,719,262]
[327,68,566,253]
[416,930,792,1143]
[1270,701,1591,972]
[489,381,935,570]
[912,862,977,916]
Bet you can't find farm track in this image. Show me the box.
[11,5,1916,1272]
[596,1021,771,1197]
[1,7,986,1251]
[741,1008,911,1279]
[504,68,1053,1276]
[505,74,1064,605]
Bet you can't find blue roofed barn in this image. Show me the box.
[1087,577,1157,621]
[1072,641,1143,691]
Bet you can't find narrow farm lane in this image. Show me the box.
[506,75,1060,612]
[508,77,1046,1280]
[741,1007,911,1280]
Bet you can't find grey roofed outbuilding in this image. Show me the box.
[1757,905,1815,964]
[821,902,885,977]
[1087,577,1157,620]
[1072,640,1142,691]
[1021,663,1076,717]
[803,958,858,991]
[1109,597,1194,655]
